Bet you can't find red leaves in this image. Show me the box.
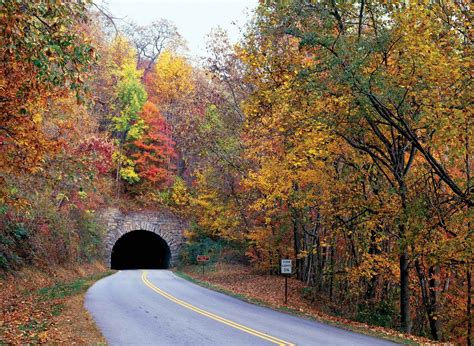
[132,102,176,188]
[76,137,114,175]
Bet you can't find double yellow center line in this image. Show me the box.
[141,271,295,346]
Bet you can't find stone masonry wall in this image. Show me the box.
[99,208,186,267]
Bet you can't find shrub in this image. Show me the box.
[180,237,223,265]
[356,300,396,328]
[0,202,106,272]
[73,209,106,262]
[179,222,248,265]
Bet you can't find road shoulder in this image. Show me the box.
[0,262,112,344]
[175,264,432,346]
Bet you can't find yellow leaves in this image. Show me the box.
[170,177,190,207]
[387,1,466,91]
[55,192,69,203]
[183,229,195,242]
[244,160,293,211]
[78,190,88,199]
[119,166,140,183]
[348,253,398,289]
[37,331,49,343]
[173,169,242,239]
[109,35,136,70]
[32,112,42,124]
[297,250,308,259]
[152,50,194,105]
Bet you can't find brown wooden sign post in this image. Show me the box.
[281,259,292,304]
[197,255,210,275]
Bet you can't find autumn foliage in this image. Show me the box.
[0,0,472,344]
[167,1,472,343]
[132,101,176,188]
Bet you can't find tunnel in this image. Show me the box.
[111,230,171,269]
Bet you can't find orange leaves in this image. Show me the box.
[0,2,96,177]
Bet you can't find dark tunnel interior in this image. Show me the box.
[111,230,171,270]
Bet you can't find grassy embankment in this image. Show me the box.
[1,262,113,344]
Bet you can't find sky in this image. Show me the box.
[101,0,257,59]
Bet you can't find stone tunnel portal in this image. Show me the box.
[110,230,171,270]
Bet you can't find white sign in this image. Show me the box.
[281,259,292,274]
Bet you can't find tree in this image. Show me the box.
[132,101,176,189]
[241,0,472,339]
[0,0,96,176]
[112,62,147,191]
[148,50,194,109]
[124,19,182,78]
[144,50,196,177]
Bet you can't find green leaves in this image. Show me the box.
[113,63,147,137]
[119,165,140,184]
[112,62,148,143]
[1,0,95,92]
[111,62,148,186]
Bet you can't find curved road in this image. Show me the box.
[85,270,396,345]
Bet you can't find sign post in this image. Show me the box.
[196,255,210,275]
[281,259,292,304]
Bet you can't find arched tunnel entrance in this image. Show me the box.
[111,230,171,269]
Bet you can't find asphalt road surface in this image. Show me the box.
[85,270,397,345]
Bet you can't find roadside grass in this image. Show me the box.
[17,320,48,343]
[174,266,420,346]
[28,270,114,343]
[1,264,113,344]
[35,271,113,301]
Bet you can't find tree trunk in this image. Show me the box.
[396,177,411,334]
[415,259,440,340]
[400,244,411,333]
[466,117,472,346]
[399,184,411,333]
[366,229,380,299]
[468,266,472,346]
[292,210,302,280]
[428,265,440,340]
